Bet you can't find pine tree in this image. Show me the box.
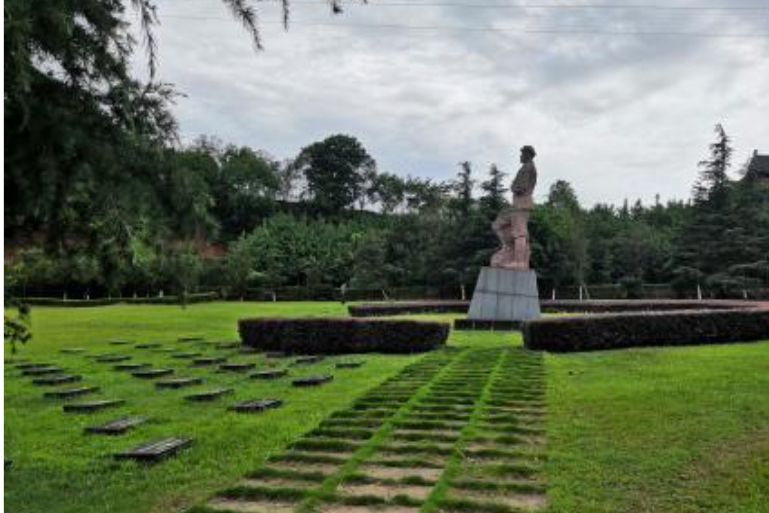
[480,164,508,218]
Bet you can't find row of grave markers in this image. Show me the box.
[9,336,364,463]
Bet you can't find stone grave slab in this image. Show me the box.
[292,375,334,387]
[230,399,283,413]
[15,362,49,370]
[95,355,132,363]
[114,437,192,462]
[132,368,174,379]
[109,340,133,346]
[155,377,204,389]
[293,355,325,366]
[135,343,161,349]
[22,366,63,376]
[86,416,146,435]
[240,346,258,354]
[114,363,151,371]
[44,386,99,399]
[192,356,227,366]
[33,374,82,386]
[60,348,86,354]
[63,399,125,413]
[171,351,201,359]
[264,351,286,358]
[336,361,365,369]
[215,342,239,350]
[156,347,177,353]
[178,336,203,343]
[249,369,288,380]
[219,362,255,372]
[185,388,233,402]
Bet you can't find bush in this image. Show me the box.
[540,299,755,313]
[238,317,449,354]
[348,301,470,317]
[524,308,769,352]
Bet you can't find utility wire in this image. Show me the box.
[273,0,769,13]
[161,13,769,39]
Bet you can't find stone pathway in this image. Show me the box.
[195,347,547,513]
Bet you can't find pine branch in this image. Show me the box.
[130,0,159,80]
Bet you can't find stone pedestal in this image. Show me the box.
[466,267,541,323]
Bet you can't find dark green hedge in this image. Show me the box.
[238,317,449,354]
[541,299,757,313]
[524,308,769,352]
[348,301,470,317]
[20,292,219,307]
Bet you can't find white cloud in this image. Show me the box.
[135,0,769,205]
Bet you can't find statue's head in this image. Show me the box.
[520,145,536,163]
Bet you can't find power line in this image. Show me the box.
[160,13,769,39]
[281,0,769,13]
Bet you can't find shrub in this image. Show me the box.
[348,301,469,317]
[238,317,449,354]
[540,299,755,314]
[524,308,769,352]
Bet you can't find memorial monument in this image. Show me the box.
[464,145,541,327]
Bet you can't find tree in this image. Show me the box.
[450,161,475,217]
[480,164,508,218]
[294,135,376,216]
[213,146,280,237]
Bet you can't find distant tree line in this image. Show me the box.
[4,0,768,301]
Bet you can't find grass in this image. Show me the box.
[546,342,769,513]
[4,301,769,512]
[4,302,420,513]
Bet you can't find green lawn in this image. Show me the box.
[4,302,769,512]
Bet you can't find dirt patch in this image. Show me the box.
[320,504,421,513]
[449,488,547,510]
[206,498,297,512]
[361,465,443,482]
[339,482,434,501]
[267,461,340,475]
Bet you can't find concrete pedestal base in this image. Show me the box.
[465,267,541,323]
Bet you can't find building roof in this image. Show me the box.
[745,151,769,182]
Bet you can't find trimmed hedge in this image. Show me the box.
[20,292,219,307]
[524,308,769,352]
[541,299,757,314]
[238,317,450,354]
[348,301,470,317]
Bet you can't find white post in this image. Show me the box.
[696,284,702,301]
[551,289,556,300]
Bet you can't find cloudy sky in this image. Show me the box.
[136,0,769,206]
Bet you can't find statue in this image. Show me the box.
[491,145,537,270]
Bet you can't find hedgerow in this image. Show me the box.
[239,317,449,354]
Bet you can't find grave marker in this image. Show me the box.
[136,343,162,349]
[109,340,133,346]
[171,352,201,359]
[22,366,63,376]
[292,375,334,387]
[86,416,146,435]
[293,356,325,366]
[33,374,82,386]
[114,363,152,371]
[95,355,132,363]
[249,369,288,380]
[192,356,226,366]
[63,399,125,413]
[184,388,233,402]
[114,437,192,462]
[155,377,203,389]
[219,362,255,372]
[132,368,174,379]
[336,361,365,369]
[230,399,283,413]
[44,386,99,399]
[60,348,86,354]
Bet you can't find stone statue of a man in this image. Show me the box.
[491,145,537,270]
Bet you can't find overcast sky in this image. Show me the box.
[136,0,769,206]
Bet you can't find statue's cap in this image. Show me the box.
[521,145,536,158]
